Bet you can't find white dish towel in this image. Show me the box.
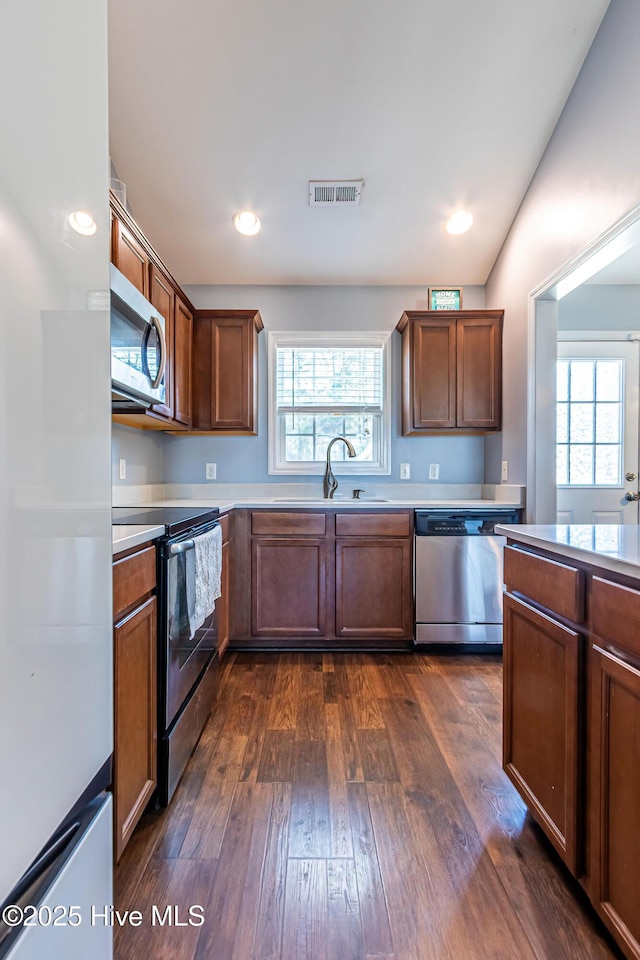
[187,524,222,638]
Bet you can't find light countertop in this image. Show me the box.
[496,523,640,579]
[128,497,523,512]
[112,524,165,555]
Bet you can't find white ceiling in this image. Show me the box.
[108,0,610,287]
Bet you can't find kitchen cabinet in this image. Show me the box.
[192,310,263,433]
[112,543,157,861]
[232,509,413,648]
[396,310,502,433]
[111,214,149,297]
[174,293,193,427]
[110,190,193,432]
[251,512,328,639]
[589,577,640,959]
[217,514,231,658]
[502,533,640,960]
[335,513,413,640]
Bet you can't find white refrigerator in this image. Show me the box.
[0,0,113,956]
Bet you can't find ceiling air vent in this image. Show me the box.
[309,180,363,207]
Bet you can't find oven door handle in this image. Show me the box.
[168,539,195,556]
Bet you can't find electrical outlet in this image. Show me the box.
[501,460,509,481]
[205,462,217,480]
[400,463,411,480]
[428,463,440,480]
[119,458,126,480]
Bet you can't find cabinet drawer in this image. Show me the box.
[113,546,156,620]
[251,512,326,536]
[219,513,231,543]
[335,512,411,538]
[591,576,640,659]
[504,545,584,623]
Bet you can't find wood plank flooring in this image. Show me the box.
[114,653,619,960]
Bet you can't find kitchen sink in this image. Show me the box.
[270,497,389,503]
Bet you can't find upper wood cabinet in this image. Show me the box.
[110,190,193,432]
[112,216,149,297]
[174,293,193,427]
[396,310,503,433]
[192,310,263,433]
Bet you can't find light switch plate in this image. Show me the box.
[119,458,126,480]
[400,463,411,480]
[205,463,217,480]
[501,460,509,481]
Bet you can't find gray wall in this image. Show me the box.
[162,284,486,485]
[111,423,164,486]
[485,0,640,483]
[558,284,640,330]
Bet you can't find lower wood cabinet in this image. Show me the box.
[113,544,157,861]
[503,593,582,873]
[252,537,328,638]
[241,509,413,647]
[503,539,640,960]
[590,648,640,958]
[336,538,412,639]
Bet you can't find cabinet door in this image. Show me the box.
[112,217,149,296]
[149,263,175,421]
[335,538,413,639]
[503,593,582,873]
[251,537,327,637]
[410,318,456,429]
[114,596,157,861]
[211,316,257,432]
[217,539,230,657]
[456,314,502,428]
[174,294,193,426]
[590,645,640,958]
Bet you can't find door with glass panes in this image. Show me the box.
[557,340,639,523]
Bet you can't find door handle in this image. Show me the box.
[625,492,640,501]
[626,472,637,481]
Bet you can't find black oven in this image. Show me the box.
[112,506,221,805]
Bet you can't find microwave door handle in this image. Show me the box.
[169,539,195,556]
[141,315,166,390]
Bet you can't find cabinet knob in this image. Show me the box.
[625,491,640,501]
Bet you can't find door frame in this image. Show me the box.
[528,205,640,522]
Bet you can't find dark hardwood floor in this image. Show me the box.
[114,653,618,960]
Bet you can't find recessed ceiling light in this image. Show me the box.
[233,211,261,236]
[446,210,473,235]
[68,211,97,236]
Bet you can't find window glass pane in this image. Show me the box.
[556,445,569,485]
[316,413,343,436]
[595,445,621,485]
[569,445,594,484]
[557,361,569,402]
[285,435,314,461]
[569,403,594,443]
[596,360,622,401]
[570,361,595,401]
[285,413,313,434]
[595,403,621,443]
[556,403,568,443]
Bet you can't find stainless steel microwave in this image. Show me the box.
[110,264,166,407]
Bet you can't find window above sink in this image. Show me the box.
[267,331,391,476]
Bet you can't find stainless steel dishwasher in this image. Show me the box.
[414,508,519,649]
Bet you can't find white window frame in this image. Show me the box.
[268,330,392,475]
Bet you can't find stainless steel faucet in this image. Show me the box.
[323,436,357,498]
